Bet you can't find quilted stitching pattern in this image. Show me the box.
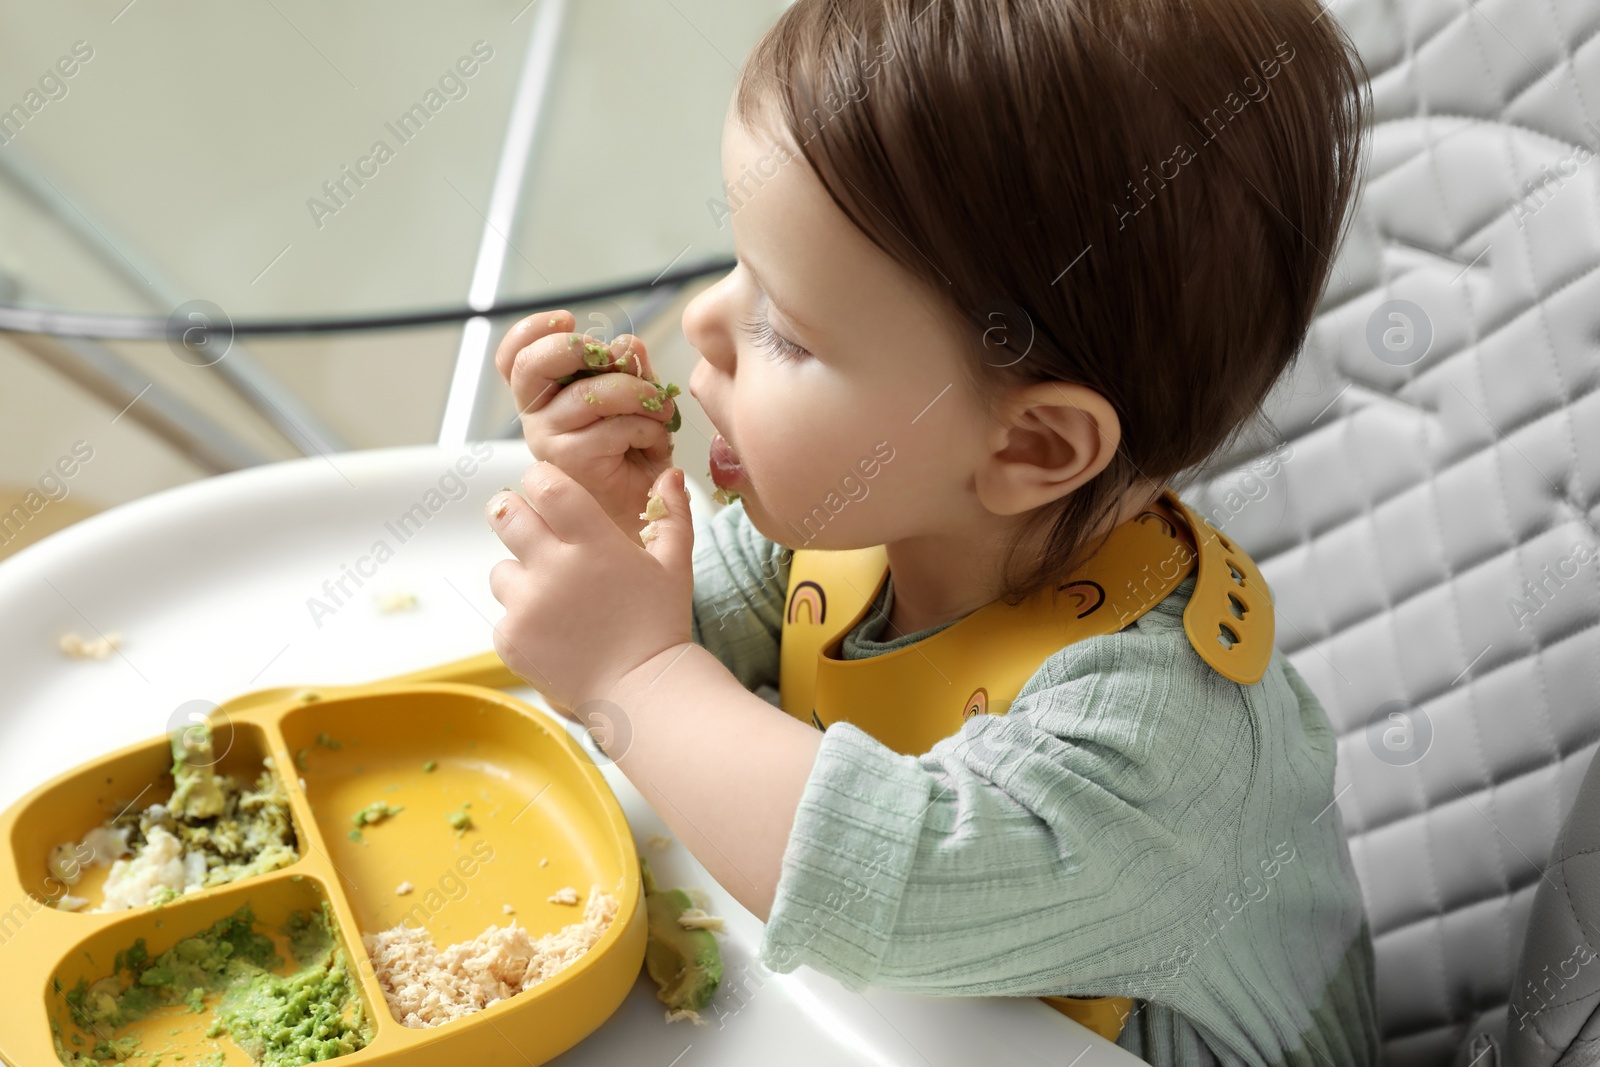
[1182,0,1600,1062]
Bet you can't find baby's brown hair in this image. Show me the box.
[735,0,1368,604]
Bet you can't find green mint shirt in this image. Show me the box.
[688,500,1380,1067]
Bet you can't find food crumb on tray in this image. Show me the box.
[665,1008,708,1026]
[376,591,418,612]
[57,631,123,660]
[502,903,515,915]
[350,799,403,844]
[547,886,579,906]
[362,887,619,1027]
[396,881,414,896]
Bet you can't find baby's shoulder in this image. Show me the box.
[1014,571,1335,784]
[1023,572,1223,695]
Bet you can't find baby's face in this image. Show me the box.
[685,108,993,551]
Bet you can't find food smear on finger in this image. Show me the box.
[638,486,670,546]
[549,340,684,432]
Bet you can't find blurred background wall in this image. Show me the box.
[0,0,790,559]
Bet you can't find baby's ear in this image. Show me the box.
[977,381,1122,515]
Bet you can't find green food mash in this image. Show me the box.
[168,730,227,820]
[66,724,298,908]
[640,856,722,1012]
[658,382,684,432]
[350,801,403,828]
[53,905,371,1067]
[581,341,617,367]
[218,911,369,1067]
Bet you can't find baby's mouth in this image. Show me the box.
[708,433,747,490]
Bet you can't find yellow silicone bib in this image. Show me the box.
[777,486,1274,1042]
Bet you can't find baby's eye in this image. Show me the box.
[738,313,810,364]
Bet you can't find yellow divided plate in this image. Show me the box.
[0,654,646,1067]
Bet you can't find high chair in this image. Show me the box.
[1178,0,1600,1060]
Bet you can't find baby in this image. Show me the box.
[485,0,1376,1063]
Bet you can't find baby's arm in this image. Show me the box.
[606,620,1249,989]
[606,640,822,920]
[486,463,812,916]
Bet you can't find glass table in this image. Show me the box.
[0,0,772,471]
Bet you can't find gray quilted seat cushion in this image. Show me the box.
[1502,749,1600,1066]
[1181,0,1600,1062]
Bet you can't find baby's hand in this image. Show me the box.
[487,462,695,714]
[494,310,681,538]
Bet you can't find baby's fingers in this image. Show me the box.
[508,332,669,419]
[495,309,573,383]
[542,373,679,432]
[603,333,659,384]
[540,415,674,470]
[553,333,657,384]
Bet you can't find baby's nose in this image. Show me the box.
[680,274,741,372]
[688,359,712,405]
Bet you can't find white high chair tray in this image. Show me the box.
[0,441,1139,1067]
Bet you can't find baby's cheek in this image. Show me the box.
[757,431,841,513]
[747,384,839,476]
[870,424,971,516]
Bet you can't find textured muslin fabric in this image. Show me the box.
[689,500,1379,1066]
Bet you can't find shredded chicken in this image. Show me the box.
[676,908,725,932]
[58,631,122,659]
[362,888,618,1027]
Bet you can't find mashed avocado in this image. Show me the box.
[639,856,721,1012]
[656,381,683,432]
[217,912,369,1067]
[169,729,226,820]
[347,800,403,843]
[54,904,371,1067]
